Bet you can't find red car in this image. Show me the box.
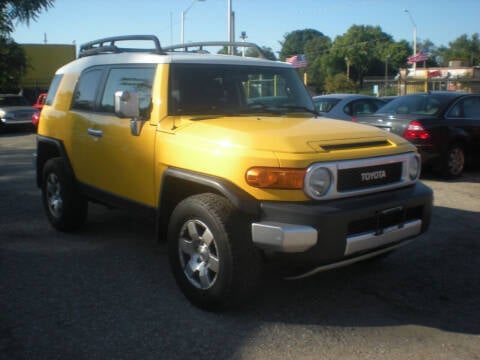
[32,93,47,127]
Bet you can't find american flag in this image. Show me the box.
[407,52,430,64]
[285,54,308,68]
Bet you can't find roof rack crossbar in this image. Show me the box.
[162,41,268,59]
[79,35,164,58]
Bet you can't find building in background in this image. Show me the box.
[19,43,76,103]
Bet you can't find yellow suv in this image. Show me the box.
[36,35,433,310]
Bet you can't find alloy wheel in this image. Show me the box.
[178,219,220,289]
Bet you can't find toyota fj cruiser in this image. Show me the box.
[36,35,433,310]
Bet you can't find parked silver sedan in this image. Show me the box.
[0,94,39,131]
[312,94,386,121]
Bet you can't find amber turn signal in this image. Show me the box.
[246,167,306,189]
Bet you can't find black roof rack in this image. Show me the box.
[162,41,268,59]
[79,35,164,58]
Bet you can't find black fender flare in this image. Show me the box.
[156,167,260,240]
[35,135,74,188]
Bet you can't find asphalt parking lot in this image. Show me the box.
[1,130,479,360]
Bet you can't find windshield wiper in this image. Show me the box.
[276,105,319,116]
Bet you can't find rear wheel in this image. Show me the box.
[42,158,88,231]
[441,143,465,178]
[167,193,262,311]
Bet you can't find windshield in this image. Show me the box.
[377,94,446,116]
[168,63,315,116]
[0,95,30,107]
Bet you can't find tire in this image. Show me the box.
[441,143,465,178]
[41,157,88,231]
[167,193,263,311]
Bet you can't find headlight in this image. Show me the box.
[305,167,332,198]
[408,155,421,180]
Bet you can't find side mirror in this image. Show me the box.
[114,91,143,136]
[115,90,140,118]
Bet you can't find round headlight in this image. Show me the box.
[306,167,332,198]
[408,155,421,180]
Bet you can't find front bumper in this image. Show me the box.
[1,117,34,125]
[251,182,433,265]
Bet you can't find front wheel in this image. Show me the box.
[167,193,262,311]
[41,158,88,231]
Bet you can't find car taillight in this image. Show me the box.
[403,120,430,140]
[32,112,40,126]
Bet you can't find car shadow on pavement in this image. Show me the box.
[236,204,480,335]
[2,133,480,359]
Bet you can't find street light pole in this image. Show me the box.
[404,9,417,72]
[181,0,205,44]
[227,0,235,54]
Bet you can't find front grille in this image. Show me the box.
[337,162,402,192]
[11,110,36,121]
[347,205,423,236]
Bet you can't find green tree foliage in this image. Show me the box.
[0,0,54,35]
[324,73,356,93]
[280,29,331,93]
[245,46,277,60]
[416,39,439,67]
[328,25,396,86]
[437,33,480,66]
[0,36,26,92]
[0,0,54,92]
[383,40,412,74]
[279,29,329,60]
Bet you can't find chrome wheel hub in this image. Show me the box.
[178,219,220,289]
[46,173,63,218]
[448,148,464,176]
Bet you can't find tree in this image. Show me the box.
[324,73,356,93]
[0,0,54,92]
[437,33,480,66]
[382,40,412,75]
[279,29,331,93]
[245,46,277,60]
[279,29,329,60]
[328,25,395,86]
[0,0,54,35]
[0,36,26,92]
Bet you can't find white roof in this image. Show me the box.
[57,51,290,75]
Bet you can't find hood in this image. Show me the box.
[174,115,408,153]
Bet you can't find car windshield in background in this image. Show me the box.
[0,95,30,107]
[313,98,341,113]
[378,94,448,116]
[168,64,315,116]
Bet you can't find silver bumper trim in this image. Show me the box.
[251,222,318,253]
[344,219,422,256]
[284,240,414,280]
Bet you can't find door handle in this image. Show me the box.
[87,128,103,137]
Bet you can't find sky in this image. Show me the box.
[12,0,480,57]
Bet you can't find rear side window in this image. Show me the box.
[45,74,63,106]
[448,96,480,118]
[99,66,155,119]
[72,68,104,111]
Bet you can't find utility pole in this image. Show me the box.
[181,0,206,44]
[227,0,235,54]
[404,9,417,73]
